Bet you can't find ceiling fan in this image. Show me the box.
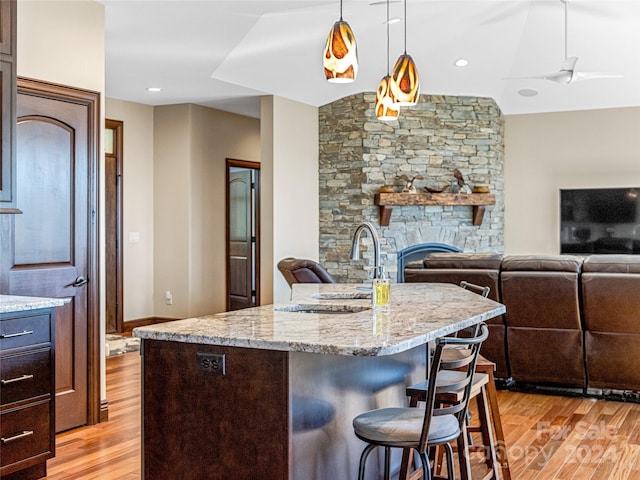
[508,0,623,85]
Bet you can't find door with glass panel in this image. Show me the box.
[105,119,123,334]
[226,159,260,311]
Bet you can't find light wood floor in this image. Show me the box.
[45,352,141,479]
[45,352,640,479]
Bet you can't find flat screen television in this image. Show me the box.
[560,187,640,254]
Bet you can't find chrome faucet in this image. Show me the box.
[350,222,382,279]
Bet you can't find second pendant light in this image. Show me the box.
[391,0,420,106]
[375,0,399,121]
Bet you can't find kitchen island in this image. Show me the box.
[134,283,505,479]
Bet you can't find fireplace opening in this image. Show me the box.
[396,243,462,282]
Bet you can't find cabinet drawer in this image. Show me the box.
[1,348,51,406]
[0,400,53,469]
[0,313,51,350]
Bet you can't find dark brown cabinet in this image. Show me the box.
[142,340,289,479]
[0,0,17,212]
[0,308,56,480]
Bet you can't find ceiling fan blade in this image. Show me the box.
[503,74,550,81]
[571,71,625,82]
[504,70,573,84]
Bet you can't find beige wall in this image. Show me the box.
[17,0,104,93]
[260,97,275,305]
[261,96,319,304]
[504,107,640,254]
[105,99,155,321]
[188,104,260,315]
[153,104,261,318]
[153,104,195,318]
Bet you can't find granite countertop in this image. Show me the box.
[133,283,505,357]
[0,295,65,314]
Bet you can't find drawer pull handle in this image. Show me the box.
[1,374,34,385]
[0,330,34,339]
[1,430,34,444]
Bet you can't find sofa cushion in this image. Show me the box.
[501,271,582,329]
[501,255,583,273]
[422,253,503,270]
[582,254,640,335]
[583,254,640,274]
[404,259,425,269]
[404,269,501,303]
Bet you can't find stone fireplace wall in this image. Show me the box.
[318,93,505,283]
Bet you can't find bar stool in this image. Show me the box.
[401,282,511,480]
[404,358,509,479]
[353,324,489,480]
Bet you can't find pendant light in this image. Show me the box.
[391,0,420,106]
[323,0,358,83]
[375,0,399,121]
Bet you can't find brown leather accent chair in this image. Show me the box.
[582,255,640,391]
[277,257,336,287]
[501,255,586,388]
[403,252,509,380]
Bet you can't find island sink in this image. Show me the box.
[311,292,371,300]
[273,303,370,314]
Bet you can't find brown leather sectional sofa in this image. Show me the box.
[404,253,640,395]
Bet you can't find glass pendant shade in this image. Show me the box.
[323,20,358,83]
[375,75,399,121]
[391,53,420,106]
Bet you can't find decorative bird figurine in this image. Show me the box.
[452,169,471,194]
[398,174,424,194]
[453,169,465,187]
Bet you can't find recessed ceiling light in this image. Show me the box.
[146,87,162,93]
[454,58,469,67]
[518,88,538,97]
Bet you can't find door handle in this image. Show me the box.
[66,276,89,288]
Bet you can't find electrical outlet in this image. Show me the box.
[197,352,226,375]
[165,290,173,305]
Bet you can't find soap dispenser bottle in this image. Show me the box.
[372,266,390,310]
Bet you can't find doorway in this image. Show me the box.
[226,159,260,311]
[105,119,123,334]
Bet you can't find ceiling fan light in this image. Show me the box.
[391,53,420,106]
[375,75,399,121]
[323,20,359,83]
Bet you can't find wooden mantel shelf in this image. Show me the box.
[374,192,496,226]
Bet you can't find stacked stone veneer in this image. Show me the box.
[319,92,505,283]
